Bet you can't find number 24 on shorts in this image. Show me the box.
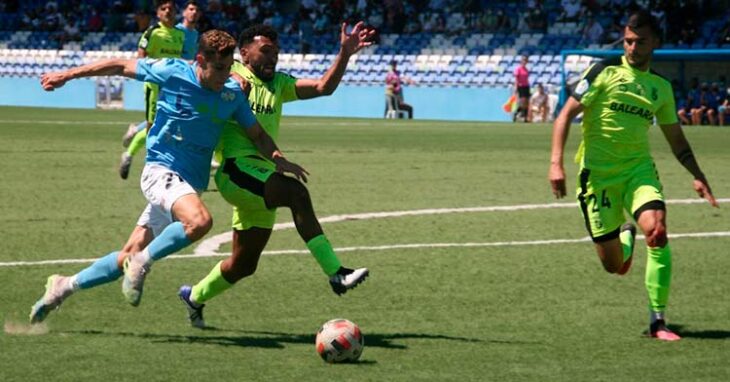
[588,189,612,212]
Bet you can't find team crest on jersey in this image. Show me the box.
[221,90,235,102]
[575,79,589,96]
[651,87,658,101]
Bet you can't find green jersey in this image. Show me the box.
[572,56,678,172]
[219,61,299,159]
[138,22,185,58]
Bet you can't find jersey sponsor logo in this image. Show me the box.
[221,91,235,102]
[160,48,182,55]
[608,102,654,120]
[250,102,277,115]
[575,79,589,96]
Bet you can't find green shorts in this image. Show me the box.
[144,83,159,123]
[215,156,277,230]
[576,161,665,242]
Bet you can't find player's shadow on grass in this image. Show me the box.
[671,324,730,340]
[62,328,521,350]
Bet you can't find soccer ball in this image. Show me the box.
[315,318,364,363]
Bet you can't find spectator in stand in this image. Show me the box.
[678,18,698,45]
[525,7,547,33]
[691,82,710,125]
[87,8,104,32]
[134,9,151,33]
[298,8,314,54]
[529,83,549,123]
[717,19,730,45]
[581,15,605,45]
[677,77,698,125]
[559,0,582,22]
[480,8,498,32]
[719,89,730,126]
[495,9,511,32]
[705,83,723,125]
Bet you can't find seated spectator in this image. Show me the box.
[677,77,699,125]
[495,9,511,32]
[581,16,604,45]
[691,82,710,125]
[706,83,724,125]
[559,0,582,22]
[717,20,730,45]
[525,8,547,33]
[719,89,730,126]
[528,83,549,122]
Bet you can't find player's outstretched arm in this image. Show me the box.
[660,123,719,207]
[294,21,375,100]
[245,122,309,182]
[41,59,138,91]
[549,97,583,199]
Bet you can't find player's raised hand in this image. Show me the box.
[549,163,567,199]
[274,156,310,183]
[340,21,376,56]
[40,71,69,91]
[693,177,719,207]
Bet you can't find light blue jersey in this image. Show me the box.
[135,58,257,191]
[175,23,199,60]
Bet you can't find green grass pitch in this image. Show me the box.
[0,106,728,381]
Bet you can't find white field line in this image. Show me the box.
[0,119,377,127]
[1,198,726,268]
[0,120,132,125]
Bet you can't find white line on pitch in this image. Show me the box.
[2,231,728,268]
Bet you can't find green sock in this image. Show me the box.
[191,261,233,304]
[306,234,341,276]
[645,244,672,312]
[619,229,634,262]
[126,128,147,156]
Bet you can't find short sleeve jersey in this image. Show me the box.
[135,58,257,190]
[218,61,298,159]
[571,56,678,171]
[385,70,401,95]
[138,23,185,58]
[175,22,199,60]
[514,65,529,87]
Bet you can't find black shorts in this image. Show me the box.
[517,86,531,98]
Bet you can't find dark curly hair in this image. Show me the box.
[238,24,278,49]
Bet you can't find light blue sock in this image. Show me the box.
[135,120,146,133]
[147,222,192,261]
[75,251,123,289]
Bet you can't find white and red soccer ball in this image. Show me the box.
[315,318,364,363]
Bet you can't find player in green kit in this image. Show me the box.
[119,0,184,179]
[177,23,376,328]
[549,10,718,341]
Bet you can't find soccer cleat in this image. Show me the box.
[122,255,151,306]
[329,267,369,296]
[649,319,681,341]
[29,275,74,324]
[617,223,636,275]
[119,152,133,180]
[121,123,138,148]
[178,285,205,328]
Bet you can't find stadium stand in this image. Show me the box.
[0,0,729,93]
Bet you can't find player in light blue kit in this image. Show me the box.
[30,30,307,323]
[176,0,200,60]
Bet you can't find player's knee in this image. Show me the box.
[285,178,311,207]
[646,226,667,248]
[186,214,213,241]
